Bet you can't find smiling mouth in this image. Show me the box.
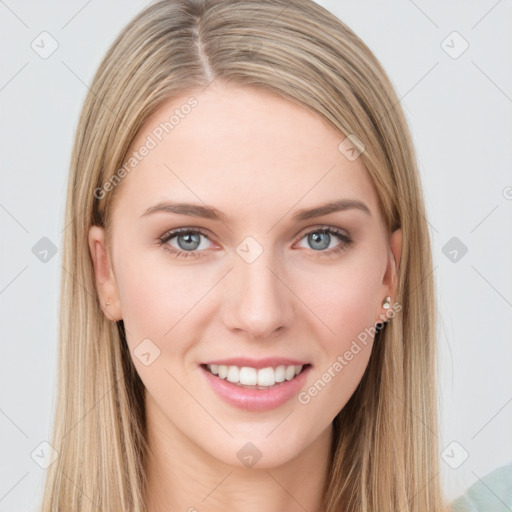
[201,363,311,389]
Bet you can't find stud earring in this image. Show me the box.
[105,298,110,307]
[382,296,391,309]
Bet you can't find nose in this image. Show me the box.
[222,245,294,339]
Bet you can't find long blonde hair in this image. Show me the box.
[42,0,449,510]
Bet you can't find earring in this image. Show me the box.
[105,298,110,307]
[382,296,391,309]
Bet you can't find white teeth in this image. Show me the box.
[257,367,275,386]
[218,365,228,379]
[226,366,239,383]
[239,367,257,385]
[274,365,285,383]
[285,365,295,381]
[206,363,304,387]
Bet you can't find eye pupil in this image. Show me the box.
[178,232,201,250]
[309,231,330,250]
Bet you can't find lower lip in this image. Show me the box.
[199,365,311,412]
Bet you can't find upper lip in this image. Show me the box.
[201,358,310,369]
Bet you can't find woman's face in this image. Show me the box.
[89,82,401,468]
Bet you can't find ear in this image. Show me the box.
[380,228,402,314]
[88,225,122,321]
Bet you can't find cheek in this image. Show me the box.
[113,245,223,367]
[113,246,193,345]
[292,254,382,413]
[298,256,383,342]
[300,344,372,427]
[112,249,207,400]
[298,267,379,418]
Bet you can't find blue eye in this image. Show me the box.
[157,226,353,259]
[158,228,211,259]
[297,227,353,256]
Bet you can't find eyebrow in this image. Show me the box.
[140,199,371,223]
[292,199,371,221]
[141,201,230,223]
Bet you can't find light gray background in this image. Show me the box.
[1,1,511,510]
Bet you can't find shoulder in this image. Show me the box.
[449,462,512,512]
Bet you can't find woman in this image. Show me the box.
[42,0,450,510]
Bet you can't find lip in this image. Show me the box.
[201,357,310,370]
[199,363,312,412]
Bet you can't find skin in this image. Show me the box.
[89,81,402,512]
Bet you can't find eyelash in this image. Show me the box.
[157,226,354,260]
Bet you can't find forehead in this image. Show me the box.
[113,82,380,224]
